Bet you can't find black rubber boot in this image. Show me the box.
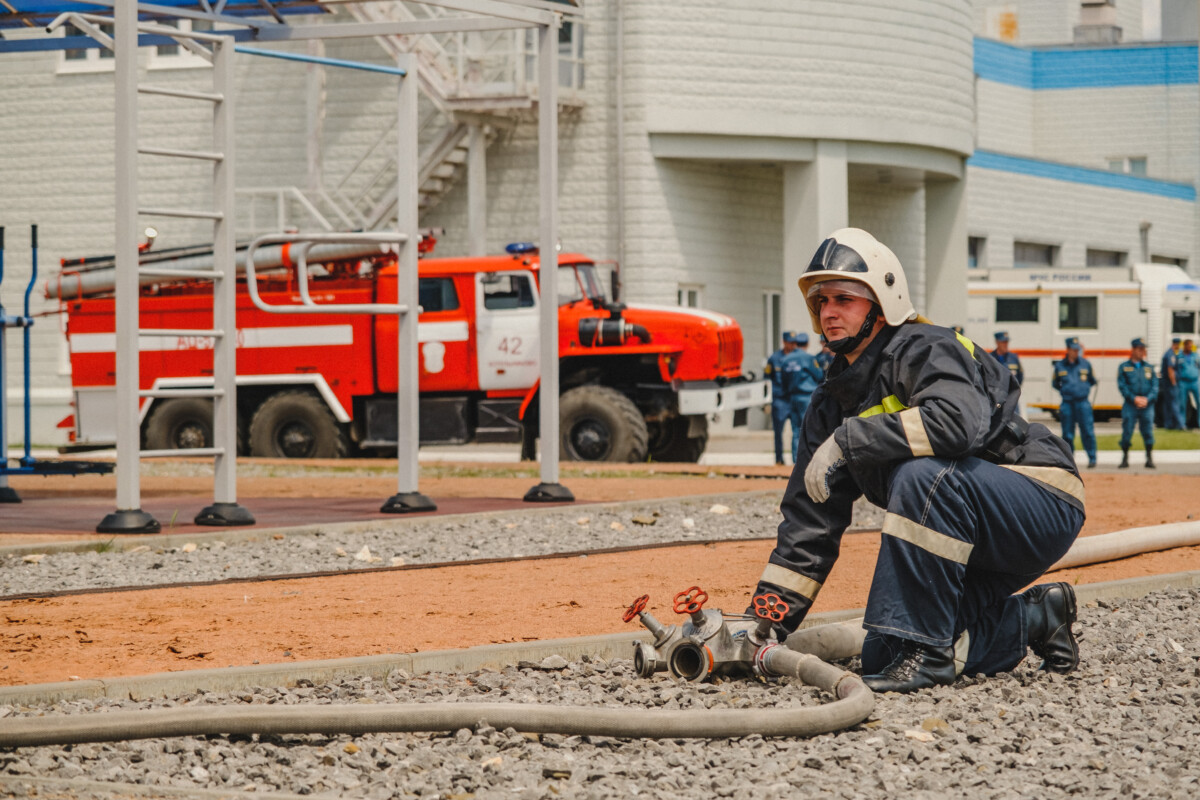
[1021,582,1079,674]
[1145,446,1155,469]
[1119,448,1129,469]
[861,639,956,693]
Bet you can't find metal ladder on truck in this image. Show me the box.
[49,13,251,533]
[1,225,116,503]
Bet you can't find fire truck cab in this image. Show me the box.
[57,242,769,463]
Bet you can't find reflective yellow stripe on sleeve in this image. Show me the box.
[759,563,822,602]
[899,407,935,457]
[954,331,977,356]
[858,394,907,418]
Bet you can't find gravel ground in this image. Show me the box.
[2,587,1199,799]
[0,494,885,597]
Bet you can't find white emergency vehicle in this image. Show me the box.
[965,264,1200,420]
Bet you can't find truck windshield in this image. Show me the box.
[557,263,607,306]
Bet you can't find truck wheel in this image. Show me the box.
[648,415,708,463]
[560,386,649,462]
[249,390,349,459]
[144,398,212,451]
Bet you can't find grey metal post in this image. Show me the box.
[525,17,573,503]
[196,36,254,526]
[382,53,435,514]
[467,123,487,256]
[98,0,159,533]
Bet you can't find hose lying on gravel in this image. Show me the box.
[0,652,872,747]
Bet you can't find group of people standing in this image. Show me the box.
[1037,335,1197,469]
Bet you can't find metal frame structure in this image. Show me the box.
[0,0,575,532]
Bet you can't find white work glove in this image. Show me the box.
[804,434,846,504]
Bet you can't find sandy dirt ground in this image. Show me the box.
[2,470,1199,687]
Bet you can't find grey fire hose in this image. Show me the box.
[0,651,871,747]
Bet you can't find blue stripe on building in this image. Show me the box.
[975,38,1198,89]
[968,151,1197,201]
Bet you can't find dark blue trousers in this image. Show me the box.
[1161,383,1184,429]
[1059,399,1097,462]
[860,458,1084,677]
[1120,403,1155,449]
[771,399,791,463]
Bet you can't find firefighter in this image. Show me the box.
[1117,337,1158,469]
[1160,337,1184,430]
[991,331,1023,386]
[765,332,801,465]
[1178,339,1200,429]
[1052,338,1098,469]
[749,228,1084,694]
[780,331,824,464]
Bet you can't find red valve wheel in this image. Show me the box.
[752,593,789,623]
[673,585,709,615]
[622,594,649,623]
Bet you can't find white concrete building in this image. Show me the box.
[1,0,1196,443]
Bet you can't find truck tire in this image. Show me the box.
[648,414,708,463]
[144,398,213,451]
[559,386,649,462]
[248,390,349,459]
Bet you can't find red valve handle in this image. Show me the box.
[673,585,708,615]
[622,594,649,623]
[752,593,789,623]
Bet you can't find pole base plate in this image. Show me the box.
[523,482,575,503]
[195,502,256,527]
[96,509,161,535]
[381,492,437,514]
[0,486,21,504]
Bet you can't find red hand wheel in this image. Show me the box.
[752,593,789,623]
[673,585,709,614]
[622,594,649,623]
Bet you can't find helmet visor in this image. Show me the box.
[806,238,869,275]
[805,279,878,304]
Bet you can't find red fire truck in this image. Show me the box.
[51,240,768,462]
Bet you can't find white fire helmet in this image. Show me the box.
[798,228,916,332]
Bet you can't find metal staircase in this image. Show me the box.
[238,0,583,236]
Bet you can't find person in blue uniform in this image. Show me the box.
[765,332,801,465]
[1052,337,1097,468]
[1117,338,1158,469]
[1159,338,1183,430]
[751,228,1083,694]
[991,331,1023,386]
[1178,339,1200,429]
[780,332,824,463]
[815,335,834,375]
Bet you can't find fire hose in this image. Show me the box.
[0,588,873,747]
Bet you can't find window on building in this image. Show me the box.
[678,284,703,308]
[968,237,986,269]
[559,20,584,90]
[1152,255,1188,270]
[418,278,460,313]
[482,274,535,310]
[1086,248,1126,267]
[149,19,215,69]
[763,290,782,359]
[996,297,1039,323]
[1059,296,1098,330]
[1108,156,1148,176]
[1172,311,1197,336]
[59,23,114,72]
[1013,241,1058,269]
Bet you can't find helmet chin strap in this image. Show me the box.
[825,305,880,355]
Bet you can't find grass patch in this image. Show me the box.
[1094,429,1200,451]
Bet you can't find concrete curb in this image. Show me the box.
[4,572,1198,707]
[0,489,783,558]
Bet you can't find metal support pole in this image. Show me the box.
[21,226,36,467]
[467,123,487,256]
[525,18,573,503]
[196,36,254,527]
[0,226,16,503]
[382,53,435,514]
[98,0,159,534]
